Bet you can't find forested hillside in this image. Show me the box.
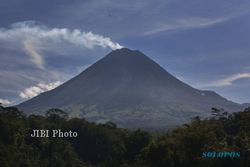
[0,104,249,167]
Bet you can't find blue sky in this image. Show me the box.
[0,0,250,105]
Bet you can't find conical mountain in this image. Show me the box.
[18,48,242,129]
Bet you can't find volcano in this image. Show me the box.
[18,48,242,129]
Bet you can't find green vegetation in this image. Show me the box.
[0,104,250,167]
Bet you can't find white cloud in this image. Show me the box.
[23,39,45,69]
[203,73,250,87]
[19,81,62,99]
[0,98,13,106]
[0,21,123,68]
[144,17,229,35]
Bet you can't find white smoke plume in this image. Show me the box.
[0,21,123,69]
[0,21,123,50]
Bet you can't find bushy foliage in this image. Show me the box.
[142,108,250,167]
[0,104,249,167]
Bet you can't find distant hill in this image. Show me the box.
[18,48,243,129]
[242,103,250,108]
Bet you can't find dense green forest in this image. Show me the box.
[0,104,250,167]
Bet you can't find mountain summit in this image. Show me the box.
[18,48,242,129]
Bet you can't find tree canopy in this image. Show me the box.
[0,104,249,167]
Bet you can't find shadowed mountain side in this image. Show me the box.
[18,48,243,129]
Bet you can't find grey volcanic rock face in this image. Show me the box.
[18,48,243,129]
